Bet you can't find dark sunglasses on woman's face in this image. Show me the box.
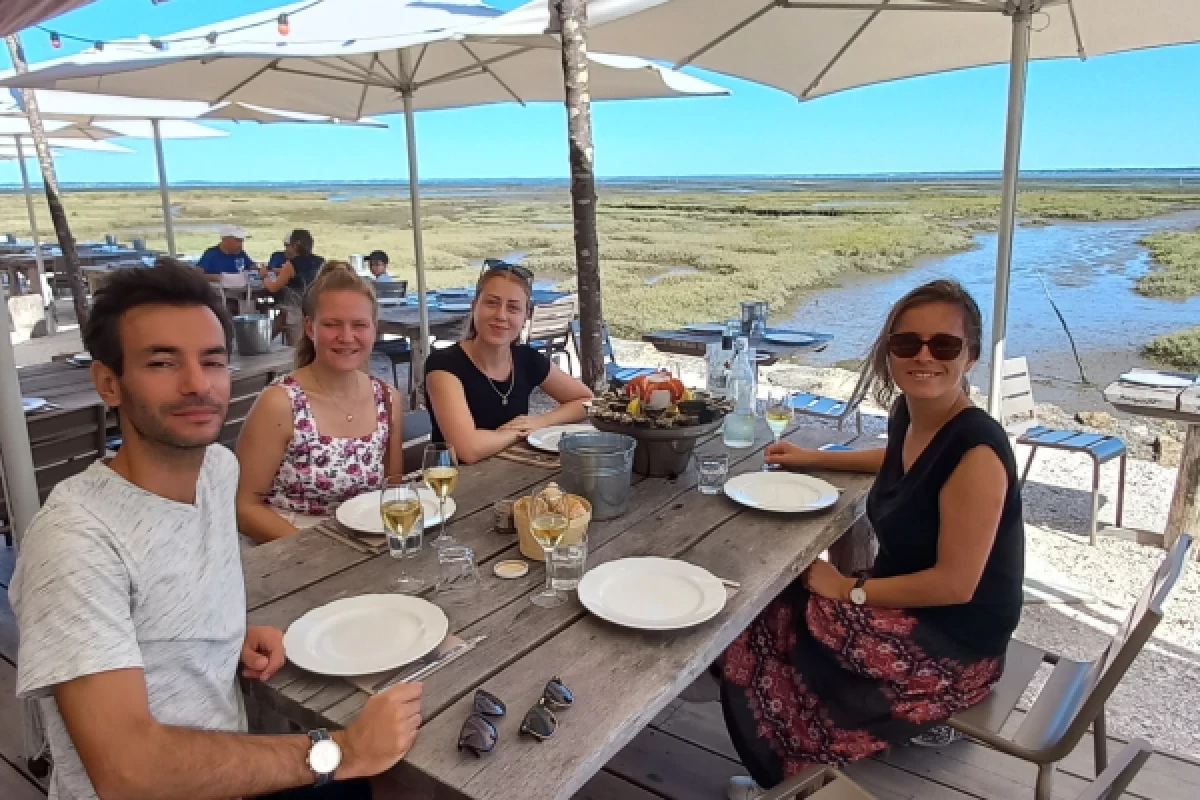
[479,258,534,284]
[887,332,965,361]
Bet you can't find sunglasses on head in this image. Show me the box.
[457,678,574,757]
[479,258,534,284]
[887,332,965,361]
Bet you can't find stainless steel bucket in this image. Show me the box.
[233,314,271,355]
[558,432,636,520]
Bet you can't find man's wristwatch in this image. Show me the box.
[849,576,868,606]
[307,728,341,786]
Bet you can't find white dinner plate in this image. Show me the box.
[284,594,448,676]
[683,323,726,334]
[1119,371,1196,389]
[723,472,839,513]
[577,557,726,631]
[526,423,596,453]
[439,302,472,312]
[335,488,456,536]
[763,332,816,346]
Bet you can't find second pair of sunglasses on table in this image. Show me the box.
[458,677,573,757]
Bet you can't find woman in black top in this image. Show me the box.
[425,265,592,463]
[721,280,1024,794]
[259,229,324,344]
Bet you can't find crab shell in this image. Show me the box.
[624,371,688,408]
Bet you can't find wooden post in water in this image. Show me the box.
[1165,424,1200,553]
[556,0,605,392]
[5,33,89,328]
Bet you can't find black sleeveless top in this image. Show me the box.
[866,397,1025,657]
[424,343,552,443]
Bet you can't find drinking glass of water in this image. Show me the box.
[436,545,480,606]
[379,478,426,593]
[696,452,729,495]
[550,533,587,592]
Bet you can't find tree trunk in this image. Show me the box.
[5,34,89,329]
[556,0,605,393]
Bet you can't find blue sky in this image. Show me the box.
[2,0,1200,185]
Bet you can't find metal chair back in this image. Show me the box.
[374,280,408,300]
[1000,356,1037,423]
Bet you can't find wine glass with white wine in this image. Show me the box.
[379,478,426,593]
[423,443,459,549]
[763,388,794,470]
[528,490,569,608]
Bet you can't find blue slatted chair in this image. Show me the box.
[1002,357,1127,546]
[569,320,656,388]
[787,376,867,436]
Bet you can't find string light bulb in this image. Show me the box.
[94,41,104,51]
[205,31,218,44]
[49,32,62,48]
[277,14,290,35]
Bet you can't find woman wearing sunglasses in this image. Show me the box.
[721,280,1024,799]
[425,264,592,464]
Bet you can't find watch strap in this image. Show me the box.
[853,575,868,591]
[308,728,335,787]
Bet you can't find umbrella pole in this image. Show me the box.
[151,119,177,257]
[401,79,430,410]
[0,285,40,549]
[986,3,1033,418]
[13,135,46,282]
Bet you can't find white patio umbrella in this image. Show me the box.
[1,1,95,38]
[475,0,1200,414]
[2,90,385,255]
[0,0,729,399]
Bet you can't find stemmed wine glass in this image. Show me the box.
[763,388,794,470]
[379,477,426,593]
[528,490,569,608]
[423,443,459,549]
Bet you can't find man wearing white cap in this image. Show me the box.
[197,225,255,281]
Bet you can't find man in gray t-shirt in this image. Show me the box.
[9,262,422,800]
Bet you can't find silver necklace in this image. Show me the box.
[314,371,363,422]
[471,343,515,406]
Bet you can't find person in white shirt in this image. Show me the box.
[10,262,422,800]
[367,250,392,282]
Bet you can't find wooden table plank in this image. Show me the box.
[242,527,373,611]
[399,433,870,799]
[0,762,44,800]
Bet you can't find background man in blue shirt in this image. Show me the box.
[197,225,255,282]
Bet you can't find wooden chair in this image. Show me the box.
[526,296,576,373]
[1001,357,1127,545]
[569,320,657,387]
[788,374,868,436]
[218,371,279,450]
[948,534,1192,800]
[0,403,109,546]
[762,739,1157,799]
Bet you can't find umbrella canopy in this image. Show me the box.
[0,115,226,141]
[1,1,95,38]
[0,0,730,404]
[476,0,1200,413]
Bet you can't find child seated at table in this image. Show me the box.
[424,263,592,464]
[235,264,404,542]
[720,279,1025,799]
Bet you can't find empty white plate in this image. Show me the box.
[724,472,839,513]
[284,594,448,676]
[335,488,455,536]
[764,332,816,346]
[527,423,596,453]
[578,557,726,631]
[683,323,726,334]
[1119,372,1195,389]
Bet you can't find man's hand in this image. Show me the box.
[241,626,286,682]
[336,683,424,780]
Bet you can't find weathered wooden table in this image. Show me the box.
[1104,369,1200,550]
[241,418,870,799]
[644,327,832,366]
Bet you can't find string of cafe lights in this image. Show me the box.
[33,0,326,53]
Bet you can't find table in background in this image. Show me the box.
[240,418,870,799]
[644,326,832,365]
[1104,369,1200,551]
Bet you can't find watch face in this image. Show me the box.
[850,587,866,606]
[309,739,342,774]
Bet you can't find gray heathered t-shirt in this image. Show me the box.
[10,444,248,800]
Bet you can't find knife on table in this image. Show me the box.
[374,634,487,693]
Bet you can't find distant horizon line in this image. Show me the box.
[3,166,1200,191]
